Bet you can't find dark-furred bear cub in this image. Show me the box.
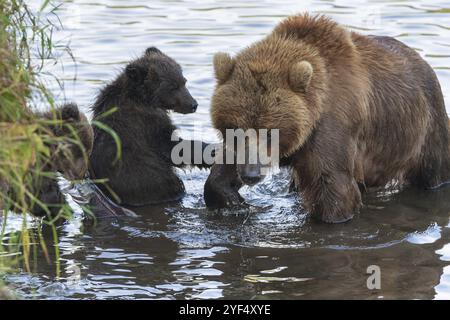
[1,103,94,217]
[90,47,210,206]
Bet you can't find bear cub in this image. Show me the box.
[90,47,210,206]
[1,103,94,217]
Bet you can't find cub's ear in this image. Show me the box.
[213,52,235,84]
[40,103,80,125]
[289,61,313,93]
[145,47,162,55]
[59,103,81,122]
[126,64,147,83]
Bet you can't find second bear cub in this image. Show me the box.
[90,47,208,206]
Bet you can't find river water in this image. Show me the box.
[2,0,450,299]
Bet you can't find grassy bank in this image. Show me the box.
[0,0,80,295]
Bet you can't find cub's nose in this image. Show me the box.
[191,101,198,112]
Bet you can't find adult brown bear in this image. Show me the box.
[204,13,450,223]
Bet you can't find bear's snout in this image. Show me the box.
[190,100,198,113]
[238,163,263,186]
[175,100,198,114]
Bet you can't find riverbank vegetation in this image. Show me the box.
[0,0,83,297]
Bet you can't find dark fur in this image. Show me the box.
[89,47,209,206]
[1,103,94,217]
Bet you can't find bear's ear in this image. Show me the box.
[126,64,147,83]
[289,61,313,93]
[145,47,162,55]
[59,103,81,122]
[213,52,235,84]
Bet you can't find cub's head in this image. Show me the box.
[211,38,322,184]
[124,47,198,114]
[42,103,94,181]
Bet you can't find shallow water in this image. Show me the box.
[2,0,450,299]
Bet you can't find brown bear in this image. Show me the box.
[89,47,211,206]
[204,13,450,223]
[1,103,94,217]
[38,103,94,182]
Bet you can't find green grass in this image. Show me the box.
[0,0,85,296]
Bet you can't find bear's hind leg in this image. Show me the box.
[409,68,450,189]
[412,155,450,190]
[409,120,450,190]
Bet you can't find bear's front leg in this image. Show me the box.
[293,128,363,223]
[204,163,244,208]
[299,170,362,223]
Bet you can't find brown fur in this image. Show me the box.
[1,103,94,217]
[206,13,450,223]
[40,103,94,181]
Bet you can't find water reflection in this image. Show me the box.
[3,169,450,299]
[2,0,450,299]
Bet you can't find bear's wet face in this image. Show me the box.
[237,163,264,186]
[125,47,198,114]
[232,135,271,186]
[211,52,315,158]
